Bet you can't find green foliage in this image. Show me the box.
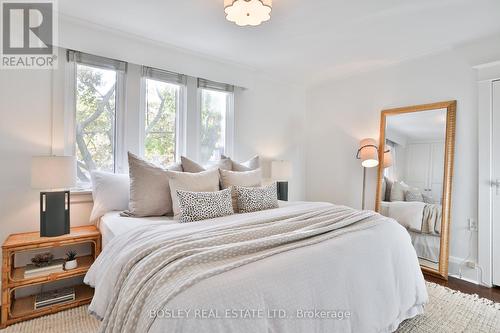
[144,80,177,167]
[75,65,116,183]
[75,66,228,182]
[65,250,77,261]
[200,90,225,163]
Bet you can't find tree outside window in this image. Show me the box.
[75,64,116,186]
[200,89,228,164]
[144,79,178,168]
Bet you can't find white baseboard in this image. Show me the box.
[447,255,480,285]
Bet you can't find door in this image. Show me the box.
[430,142,445,203]
[406,143,431,191]
[493,80,500,286]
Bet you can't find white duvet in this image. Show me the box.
[85,201,427,333]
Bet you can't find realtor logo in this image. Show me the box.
[1,0,57,69]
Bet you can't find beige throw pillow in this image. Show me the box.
[167,169,220,218]
[221,155,260,171]
[126,152,182,217]
[181,156,232,173]
[219,168,262,211]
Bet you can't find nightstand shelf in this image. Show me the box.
[10,283,94,319]
[10,255,94,287]
[1,226,101,328]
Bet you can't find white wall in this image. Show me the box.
[234,77,306,200]
[305,50,479,281]
[0,19,306,254]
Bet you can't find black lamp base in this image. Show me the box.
[40,191,70,237]
[276,181,289,201]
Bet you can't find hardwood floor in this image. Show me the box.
[425,274,500,303]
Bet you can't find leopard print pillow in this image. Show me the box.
[234,183,279,214]
[176,188,234,223]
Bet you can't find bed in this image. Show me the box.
[85,201,427,333]
[99,211,175,247]
[379,201,442,264]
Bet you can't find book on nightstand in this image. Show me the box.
[34,287,75,309]
[24,259,65,278]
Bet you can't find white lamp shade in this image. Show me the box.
[384,150,393,168]
[224,0,272,26]
[271,160,292,181]
[358,138,379,168]
[31,156,76,190]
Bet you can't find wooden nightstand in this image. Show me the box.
[1,226,101,328]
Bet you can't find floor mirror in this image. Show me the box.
[375,101,456,279]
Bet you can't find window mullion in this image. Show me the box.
[115,71,126,174]
[176,84,187,161]
[138,76,147,158]
[225,92,235,158]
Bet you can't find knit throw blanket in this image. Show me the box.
[93,205,384,333]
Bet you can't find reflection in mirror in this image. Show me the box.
[376,101,456,279]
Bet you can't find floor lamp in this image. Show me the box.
[356,138,379,210]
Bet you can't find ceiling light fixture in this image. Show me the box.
[224,0,272,26]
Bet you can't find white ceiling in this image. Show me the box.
[58,0,500,85]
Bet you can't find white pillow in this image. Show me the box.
[90,171,130,223]
[390,181,409,202]
[167,169,221,218]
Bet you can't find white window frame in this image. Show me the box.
[60,49,236,190]
[225,91,235,158]
[139,67,187,163]
[197,79,235,161]
[65,50,127,188]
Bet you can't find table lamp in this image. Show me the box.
[31,156,76,237]
[271,160,292,201]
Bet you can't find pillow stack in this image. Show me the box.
[219,168,262,212]
[90,152,279,224]
[387,179,435,204]
[167,168,220,218]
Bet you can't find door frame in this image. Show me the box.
[477,62,500,287]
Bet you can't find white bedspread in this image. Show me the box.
[99,212,175,247]
[86,202,427,333]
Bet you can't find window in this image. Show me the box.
[141,67,186,167]
[198,79,234,164]
[64,50,236,188]
[68,51,126,187]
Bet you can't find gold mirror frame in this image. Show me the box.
[375,100,456,280]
